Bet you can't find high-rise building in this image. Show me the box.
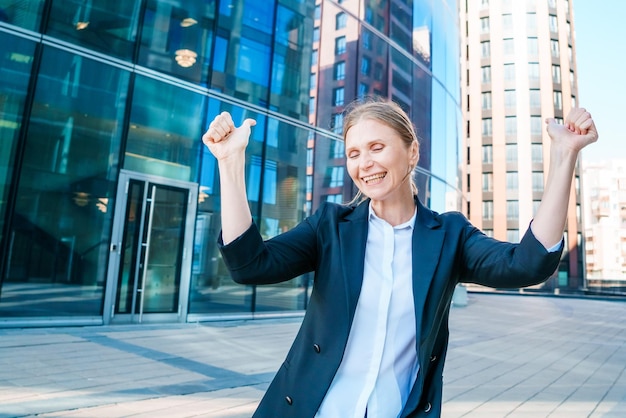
[582,160,626,291]
[0,0,461,328]
[309,0,462,213]
[461,0,583,290]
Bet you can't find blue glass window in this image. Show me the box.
[237,38,271,86]
[243,0,275,34]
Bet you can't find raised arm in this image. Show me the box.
[202,112,256,244]
[531,108,599,248]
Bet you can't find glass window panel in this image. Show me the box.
[255,122,310,313]
[527,37,538,55]
[482,118,492,136]
[551,39,560,58]
[481,66,491,83]
[481,41,491,58]
[330,140,344,159]
[531,115,542,135]
[482,92,492,110]
[359,82,369,97]
[507,200,519,220]
[527,13,537,31]
[506,143,517,162]
[502,14,513,30]
[532,143,543,162]
[2,46,129,317]
[212,36,228,73]
[503,38,515,55]
[124,75,203,182]
[237,37,271,85]
[505,116,517,136]
[271,4,312,119]
[336,12,347,29]
[504,63,515,81]
[138,0,217,85]
[529,89,541,107]
[483,201,493,220]
[335,36,346,55]
[333,87,345,107]
[549,14,558,32]
[482,144,493,163]
[554,91,563,110]
[552,64,561,83]
[0,0,44,31]
[47,0,140,60]
[334,61,345,80]
[482,173,493,191]
[480,17,490,33]
[504,89,516,108]
[506,171,518,190]
[528,62,540,80]
[361,57,371,76]
[0,33,36,252]
[243,0,274,34]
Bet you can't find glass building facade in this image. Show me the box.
[0,0,461,327]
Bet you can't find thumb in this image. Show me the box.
[544,117,556,125]
[242,118,257,128]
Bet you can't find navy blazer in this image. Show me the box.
[219,197,562,417]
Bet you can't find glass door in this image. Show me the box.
[104,171,197,324]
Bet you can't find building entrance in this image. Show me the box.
[103,171,197,324]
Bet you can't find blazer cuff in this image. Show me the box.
[218,222,265,271]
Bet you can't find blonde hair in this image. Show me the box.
[342,97,420,204]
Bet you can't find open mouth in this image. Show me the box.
[362,172,386,184]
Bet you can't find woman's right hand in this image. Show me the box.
[202,111,257,162]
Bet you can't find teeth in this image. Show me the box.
[363,173,386,183]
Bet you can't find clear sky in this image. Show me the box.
[574,0,626,163]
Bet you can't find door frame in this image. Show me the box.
[103,170,198,324]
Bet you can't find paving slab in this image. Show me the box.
[0,293,624,417]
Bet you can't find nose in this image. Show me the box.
[359,154,373,170]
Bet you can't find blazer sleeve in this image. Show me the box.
[459,220,563,288]
[217,205,325,285]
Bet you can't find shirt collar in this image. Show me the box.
[368,201,417,230]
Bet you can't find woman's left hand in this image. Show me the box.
[545,108,599,154]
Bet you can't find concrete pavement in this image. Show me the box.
[0,293,625,417]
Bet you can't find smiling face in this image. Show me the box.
[345,118,419,209]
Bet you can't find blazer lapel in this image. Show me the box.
[338,201,369,321]
[411,199,445,334]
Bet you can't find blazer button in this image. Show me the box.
[285,396,293,405]
[424,402,432,413]
[313,343,321,353]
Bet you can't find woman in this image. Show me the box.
[202,99,598,417]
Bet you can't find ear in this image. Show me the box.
[409,140,419,166]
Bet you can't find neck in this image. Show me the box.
[370,192,416,226]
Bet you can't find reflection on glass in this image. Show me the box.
[270,4,313,120]
[47,0,140,60]
[1,46,128,317]
[116,181,145,314]
[0,0,45,31]
[190,101,310,314]
[115,182,187,317]
[142,185,186,313]
[0,33,35,258]
[124,75,203,182]
[139,0,217,84]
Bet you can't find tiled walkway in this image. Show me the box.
[0,293,624,417]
